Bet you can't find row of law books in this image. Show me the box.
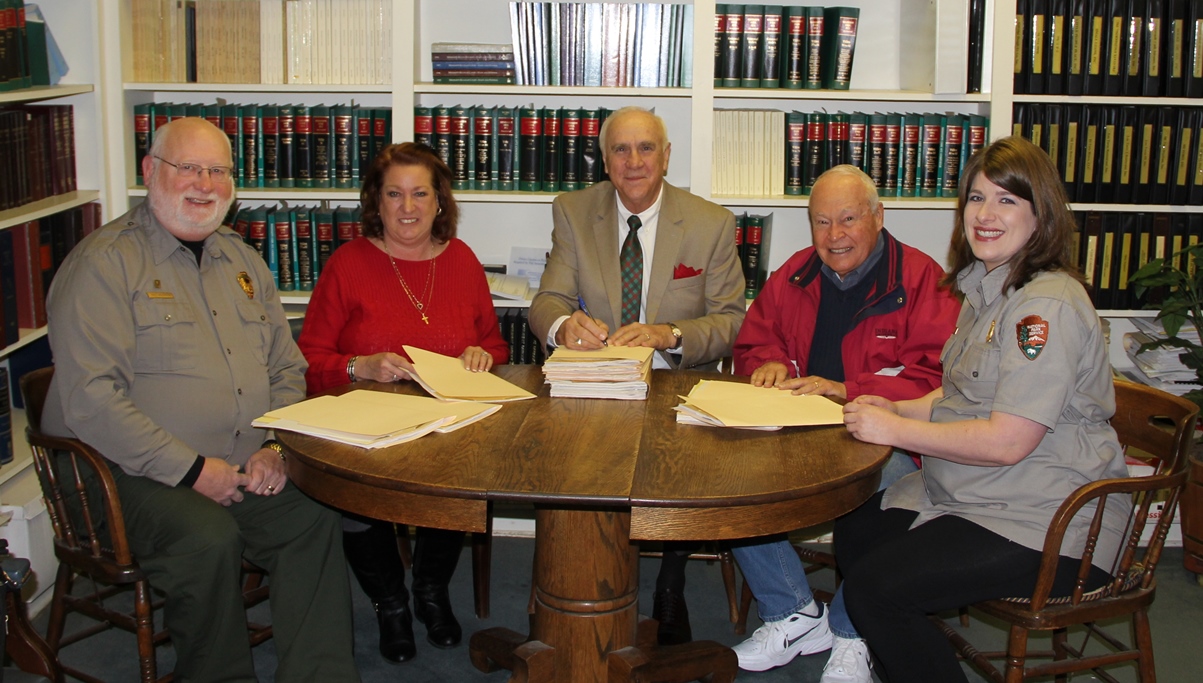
[227,202,363,293]
[736,212,773,299]
[0,0,55,91]
[507,1,694,87]
[713,5,859,90]
[1015,0,1203,97]
[129,0,393,85]
[133,102,393,189]
[414,105,613,193]
[0,204,102,343]
[0,104,77,211]
[1073,210,1203,310]
[712,108,989,198]
[497,308,548,366]
[431,43,516,85]
[1012,103,1203,205]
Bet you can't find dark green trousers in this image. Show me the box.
[111,467,360,683]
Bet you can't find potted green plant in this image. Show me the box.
[1131,246,1203,409]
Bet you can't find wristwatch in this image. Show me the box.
[262,440,286,461]
[667,322,683,349]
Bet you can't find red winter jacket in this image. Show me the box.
[733,229,959,402]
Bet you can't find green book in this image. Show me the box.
[241,106,262,189]
[541,107,560,192]
[414,105,433,147]
[739,5,765,87]
[940,114,966,198]
[559,107,582,192]
[133,103,154,185]
[847,112,867,171]
[449,105,471,191]
[294,106,313,189]
[882,114,901,197]
[473,105,494,191]
[496,106,516,191]
[278,105,296,188]
[311,105,332,189]
[294,207,316,291]
[867,114,888,191]
[185,103,203,118]
[333,104,355,189]
[918,114,946,198]
[355,106,373,181]
[262,105,280,188]
[274,208,298,292]
[220,104,244,187]
[715,4,729,87]
[803,6,824,89]
[899,114,921,197]
[784,111,806,195]
[313,206,335,278]
[802,111,827,194]
[264,208,280,285]
[518,107,542,192]
[721,5,745,88]
[26,13,49,87]
[820,7,860,89]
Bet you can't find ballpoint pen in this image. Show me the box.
[577,296,607,346]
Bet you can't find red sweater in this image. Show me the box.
[299,237,510,394]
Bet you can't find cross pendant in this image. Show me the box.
[421,313,430,324]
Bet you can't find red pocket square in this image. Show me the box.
[674,264,703,279]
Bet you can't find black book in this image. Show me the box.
[739,5,765,87]
[294,106,313,189]
[242,107,261,189]
[1113,106,1140,203]
[1084,0,1109,93]
[919,115,944,198]
[884,114,901,197]
[867,114,888,192]
[1144,0,1167,95]
[826,112,848,169]
[0,367,11,465]
[968,0,987,92]
[1169,106,1194,204]
[1061,104,1084,202]
[847,113,868,173]
[785,111,805,195]
[1185,0,1203,96]
[433,105,452,168]
[1047,0,1071,94]
[414,105,434,148]
[311,105,332,189]
[246,207,270,264]
[1103,0,1128,95]
[1149,105,1177,204]
[1123,0,1147,96]
[0,229,19,347]
[803,6,824,89]
[803,112,826,194]
[783,6,806,88]
[274,209,296,292]
[1080,211,1104,302]
[262,105,279,188]
[1165,0,1189,95]
[1094,106,1117,202]
[294,208,315,292]
[721,5,744,88]
[1095,211,1119,308]
[1043,104,1064,169]
[1112,211,1139,308]
[315,207,336,276]
[761,5,783,88]
[334,105,354,189]
[1134,106,1160,203]
[1185,107,1203,205]
[449,105,471,191]
[356,107,373,180]
[899,114,921,197]
[1066,0,1088,94]
[473,105,494,191]
[497,106,516,191]
[579,109,603,186]
[1016,0,1032,93]
[715,4,728,86]
[1012,101,1030,140]
[276,105,295,187]
[371,109,391,161]
[560,108,581,191]
[541,107,560,192]
[1028,0,1050,94]
[519,107,541,192]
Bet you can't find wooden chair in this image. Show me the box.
[932,380,1198,683]
[19,366,272,683]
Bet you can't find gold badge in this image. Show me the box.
[237,272,255,299]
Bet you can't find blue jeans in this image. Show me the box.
[731,449,918,639]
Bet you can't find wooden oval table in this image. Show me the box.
[280,365,889,683]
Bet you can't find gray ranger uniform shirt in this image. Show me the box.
[42,202,306,486]
[884,261,1130,570]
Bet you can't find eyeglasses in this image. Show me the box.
[153,155,234,182]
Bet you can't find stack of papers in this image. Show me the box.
[253,390,500,449]
[1122,331,1198,383]
[541,346,654,400]
[674,379,845,429]
[405,346,536,402]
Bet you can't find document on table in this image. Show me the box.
[542,346,654,400]
[253,390,501,448]
[673,379,845,429]
[404,346,536,402]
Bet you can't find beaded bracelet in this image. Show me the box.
[347,355,360,383]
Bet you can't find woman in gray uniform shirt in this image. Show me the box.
[836,135,1130,683]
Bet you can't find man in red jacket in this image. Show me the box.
[728,165,959,683]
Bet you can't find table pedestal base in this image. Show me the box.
[468,507,737,683]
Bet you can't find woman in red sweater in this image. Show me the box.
[298,143,508,664]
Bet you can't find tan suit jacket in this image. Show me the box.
[529,181,746,370]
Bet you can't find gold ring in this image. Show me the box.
[267,485,275,492]
[576,338,582,345]
[644,333,650,340]
[813,381,819,390]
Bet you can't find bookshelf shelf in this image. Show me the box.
[0,328,49,362]
[127,187,360,202]
[712,89,992,103]
[1069,204,1203,214]
[123,83,393,94]
[0,84,94,105]
[279,293,313,306]
[0,191,103,232]
[712,195,957,210]
[1012,94,1203,107]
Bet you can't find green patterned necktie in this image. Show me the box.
[620,214,643,326]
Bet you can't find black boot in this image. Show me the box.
[343,520,417,663]
[653,546,694,645]
[411,527,464,649]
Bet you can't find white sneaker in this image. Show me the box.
[732,603,834,672]
[820,636,873,683]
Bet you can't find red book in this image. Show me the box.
[12,222,46,329]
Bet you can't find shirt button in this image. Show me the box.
[235,430,241,437]
[260,315,266,321]
[212,310,218,316]
[972,371,979,378]
[164,314,172,321]
[227,348,232,354]
[897,297,903,304]
[237,388,243,395]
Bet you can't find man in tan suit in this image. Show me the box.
[529,106,745,644]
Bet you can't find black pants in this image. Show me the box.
[834,491,1110,683]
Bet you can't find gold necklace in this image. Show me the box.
[387,245,436,324]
